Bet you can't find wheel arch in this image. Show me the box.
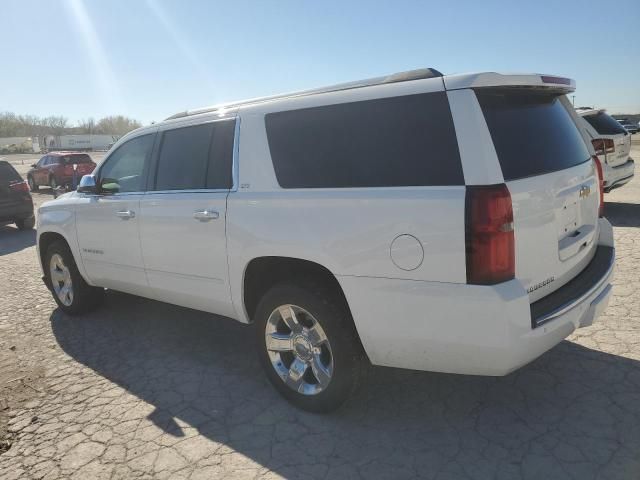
[38,229,93,288]
[242,256,351,325]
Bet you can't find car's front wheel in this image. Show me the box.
[49,176,58,190]
[45,240,104,315]
[254,282,366,413]
[27,176,38,192]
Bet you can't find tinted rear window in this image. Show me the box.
[61,154,93,164]
[154,120,234,191]
[583,112,628,135]
[0,162,21,182]
[265,92,463,188]
[477,91,590,181]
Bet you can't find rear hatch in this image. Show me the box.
[476,90,600,302]
[582,111,631,167]
[61,154,96,176]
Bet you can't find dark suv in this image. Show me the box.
[27,152,96,191]
[0,161,35,230]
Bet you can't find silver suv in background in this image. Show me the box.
[576,108,634,192]
[616,119,639,134]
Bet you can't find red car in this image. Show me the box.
[27,152,97,191]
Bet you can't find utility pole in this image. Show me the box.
[572,95,576,107]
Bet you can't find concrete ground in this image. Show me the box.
[0,140,639,479]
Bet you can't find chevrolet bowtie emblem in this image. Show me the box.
[579,185,591,198]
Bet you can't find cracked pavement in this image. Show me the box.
[1,143,639,479]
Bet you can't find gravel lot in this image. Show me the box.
[1,141,639,480]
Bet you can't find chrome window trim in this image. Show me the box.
[78,191,147,198]
[231,116,240,192]
[155,114,237,132]
[145,189,231,195]
[90,116,239,195]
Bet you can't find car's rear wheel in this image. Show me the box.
[28,176,38,192]
[45,240,104,315]
[15,216,35,230]
[254,282,366,413]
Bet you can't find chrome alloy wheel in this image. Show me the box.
[265,304,333,395]
[49,253,73,306]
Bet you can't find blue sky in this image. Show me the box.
[1,0,639,125]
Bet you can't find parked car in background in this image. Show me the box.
[27,152,97,192]
[0,160,35,230]
[576,108,634,192]
[37,70,615,412]
[617,120,639,134]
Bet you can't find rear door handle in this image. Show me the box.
[116,210,135,220]
[193,210,219,221]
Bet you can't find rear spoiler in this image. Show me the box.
[443,73,576,93]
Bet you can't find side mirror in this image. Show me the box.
[31,163,37,168]
[77,175,98,194]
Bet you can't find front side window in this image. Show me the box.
[153,119,235,191]
[99,134,154,193]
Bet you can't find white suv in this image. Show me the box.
[576,107,634,192]
[37,69,615,412]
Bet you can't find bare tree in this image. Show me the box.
[77,118,97,134]
[43,116,69,136]
[96,115,141,135]
[0,112,142,138]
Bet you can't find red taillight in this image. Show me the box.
[592,156,604,217]
[465,184,515,285]
[591,139,615,158]
[9,181,30,193]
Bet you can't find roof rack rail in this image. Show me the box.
[165,67,443,120]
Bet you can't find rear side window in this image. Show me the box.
[265,92,463,188]
[0,162,21,182]
[477,91,590,181]
[154,120,234,191]
[583,112,628,135]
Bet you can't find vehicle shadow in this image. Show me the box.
[50,292,640,479]
[605,202,640,227]
[0,225,36,256]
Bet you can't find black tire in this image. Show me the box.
[28,176,38,192]
[44,240,104,315]
[15,216,35,230]
[254,282,366,413]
